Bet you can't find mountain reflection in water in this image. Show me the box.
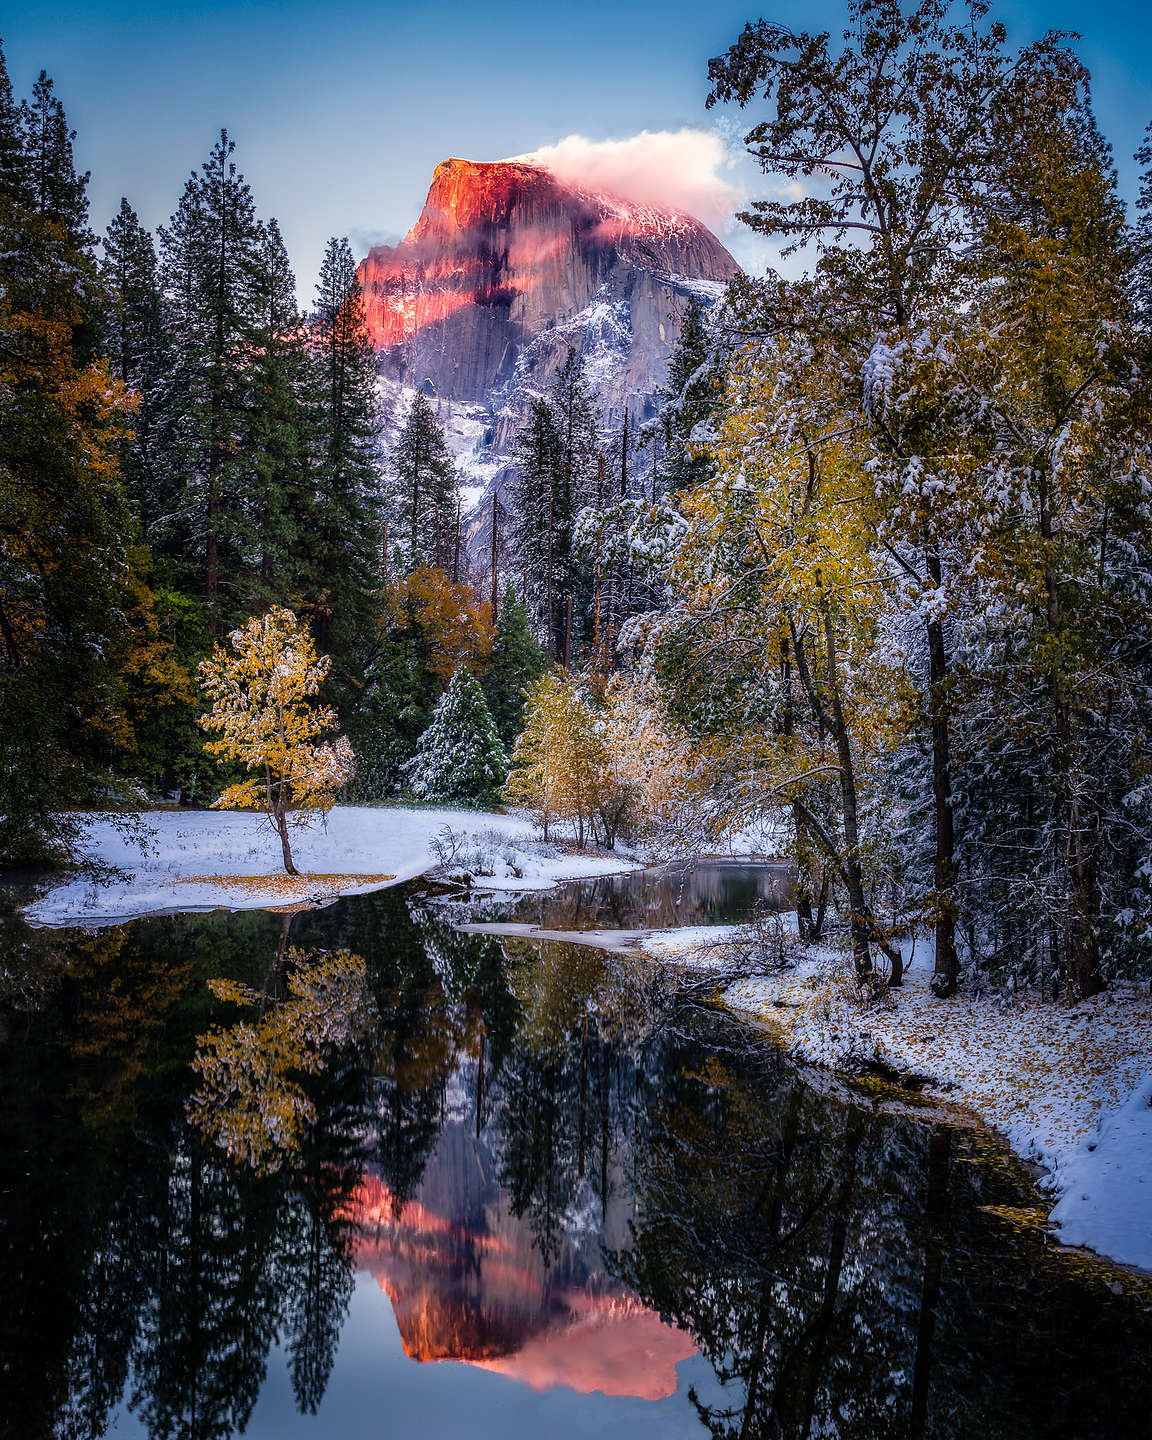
[0,878,1150,1440]
[352,1160,695,1396]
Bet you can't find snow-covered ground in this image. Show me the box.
[24,806,640,927]
[640,923,1152,1274]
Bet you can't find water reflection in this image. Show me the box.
[0,881,1150,1440]
[476,860,793,932]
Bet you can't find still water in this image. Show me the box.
[1,869,1150,1440]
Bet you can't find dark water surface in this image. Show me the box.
[1,872,1150,1440]
[470,857,794,931]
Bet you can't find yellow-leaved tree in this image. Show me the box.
[503,671,636,847]
[199,607,355,874]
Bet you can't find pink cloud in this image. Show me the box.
[511,129,744,230]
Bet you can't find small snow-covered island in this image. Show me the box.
[4,2,1152,1436]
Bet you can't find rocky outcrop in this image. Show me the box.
[358,157,740,427]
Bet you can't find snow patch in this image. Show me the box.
[1049,1075,1152,1271]
[658,924,1152,1273]
[24,807,640,927]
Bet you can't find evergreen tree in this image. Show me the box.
[0,37,30,204]
[101,198,167,526]
[388,391,455,571]
[407,667,507,807]
[19,69,91,249]
[482,585,548,750]
[157,129,263,633]
[549,348,601,659]
[0,46,158,861]
[1135,122,1152,326]
[656,295,720,494]
[508,350,602,659]
[308,236,382,663]
[350,566,494,798]
[246,217,313,609]
[510,396,565,654]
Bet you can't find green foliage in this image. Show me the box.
[386,391,455,572]
[655,294,722,494]
[509,349,601,660]
[408,666,508,807]
[482,586,548,750]
[0,40,162,863]
[305,235,382,686]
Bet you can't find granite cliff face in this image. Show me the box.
[358,157,739,430]
[360,160,741,555]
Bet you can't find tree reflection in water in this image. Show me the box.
[613,1012,1152,1439]
[0,887,1150,1440]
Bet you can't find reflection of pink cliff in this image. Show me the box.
[349,1124,695,1398]
[357,157,740,427]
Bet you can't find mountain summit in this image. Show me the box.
[359,157,738,429]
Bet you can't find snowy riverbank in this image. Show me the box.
[23,806,642,927]
[642,925,1152,1275]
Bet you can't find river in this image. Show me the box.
[0,866,1149,1439]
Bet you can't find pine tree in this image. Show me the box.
[19,69,91,249]
[508,350,602,659]
[482,585,548,750]
[407,667,507,807]
[308,236,382,662]
[101,198,168,526]
[657,295,720,494]
[549,348,601,660]
[0,47,159,861]
[388,391,455,571]
[1134,122,1152,326]
[510,396,565,654]
[245,217,314,610]
[0,37,30,204]
[157,129,263,633]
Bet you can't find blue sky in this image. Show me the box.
[4,0,1150,295]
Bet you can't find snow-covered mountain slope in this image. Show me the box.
[361,158,739,553]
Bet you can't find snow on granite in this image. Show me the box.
[24,806,639,928]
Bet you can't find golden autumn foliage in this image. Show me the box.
[198,607,355,874]
[503,670,636,847]
[187,948,374,1173]
[383,565,493,684]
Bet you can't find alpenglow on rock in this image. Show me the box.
[358,156,740,435]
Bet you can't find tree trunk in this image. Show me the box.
[1040,482,1102,998]
[789,614,901,980]
[822,608,884,984]
[276,802,297,875]
[926,612,959,996]
[782,638,818,940]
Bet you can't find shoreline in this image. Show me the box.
[20,822,1150,1278]
[645,928,1152,1277]
[20,805,647,927]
